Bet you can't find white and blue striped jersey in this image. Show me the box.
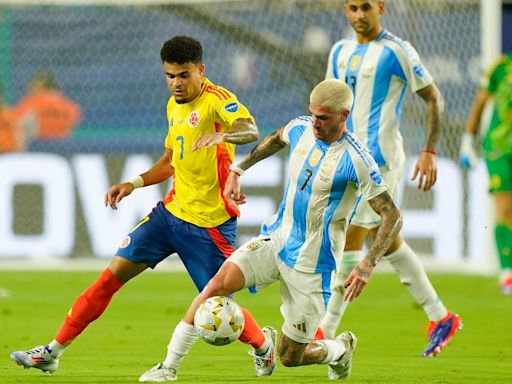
[325,29,433,170]
[260,116,388,274]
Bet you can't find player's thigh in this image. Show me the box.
[173,216,237,291]
[278,260,331,343]
[115,202,177,271]
[349,166,403,230]
[492,192,512,223]
[227,236,279,291]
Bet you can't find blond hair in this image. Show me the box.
[309,79,353,113]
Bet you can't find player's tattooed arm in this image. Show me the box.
[417,83,444,151]
[365,191,403,266]
[223,128,287,208]
[343,191,402,301]
[237,127,287,172]
[223,117,259,144]
[192,118,258,150]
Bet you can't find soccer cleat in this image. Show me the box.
[328,331,357,380]
[500,277,512,296]
[249,326,277,377]
[10,345,59,374]
[138,363,177,382]
[422,312,463,357]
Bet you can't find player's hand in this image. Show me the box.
[223,172,247,210]
[192,133,225,151]
[104,182,134,210]
[411,152,437,191]
[459,133,478,169]
[343,260,375,302]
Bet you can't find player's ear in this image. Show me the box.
[198,63,206,76]
[341,109,350,121]
[378,1,385,15]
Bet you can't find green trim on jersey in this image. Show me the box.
[481,53,512,156]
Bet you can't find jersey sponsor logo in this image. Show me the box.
[188,111,200,127]
[308,148,323,167]
[413,64,424,77]
[119,235,131,249]
[224,102,239,113]
[370,169,383,185]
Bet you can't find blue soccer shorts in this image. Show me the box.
[116,201,237,291]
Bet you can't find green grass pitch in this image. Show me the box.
[1,270,511,383]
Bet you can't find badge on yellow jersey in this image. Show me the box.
[188,111,200,127]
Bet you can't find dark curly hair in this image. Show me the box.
[160,36,203,65]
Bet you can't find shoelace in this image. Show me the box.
[248,349,272,366]
[26,348,45,355]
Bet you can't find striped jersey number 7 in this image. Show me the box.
[300,169,313,190]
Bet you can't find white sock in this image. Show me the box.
[48,340,67,358]
[385,242,448,321]
[319,250,362,339]
[163,320,198,370]
[319,290,348,339]
[318,339,346,364]
[255,337,271,355]
[340,250,363,280]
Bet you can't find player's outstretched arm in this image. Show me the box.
[237,128,287,171]
[192,117,259,150]
[104,148,174,210]
[412,83,444,191]
[223,128,287,208]
[343,191,402,301]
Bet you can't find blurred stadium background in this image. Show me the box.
[0,0,509,273]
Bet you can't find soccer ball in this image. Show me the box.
[194,296,245,346]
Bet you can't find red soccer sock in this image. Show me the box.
[55,268,123,345]
[313,326,325,340]
[238,307,266,349]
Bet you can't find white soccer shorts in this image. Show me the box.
[227,236,331,344]
[349,164,404,229]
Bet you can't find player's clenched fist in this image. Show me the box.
[104,182,135,210]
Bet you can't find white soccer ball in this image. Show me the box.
[194,296,245,346]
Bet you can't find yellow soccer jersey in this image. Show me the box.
[162,78,254,228]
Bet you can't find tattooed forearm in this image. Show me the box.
[237,128,287,171]
[417,84,444,151]
[364,191,403,266]
[223,118,259,145]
